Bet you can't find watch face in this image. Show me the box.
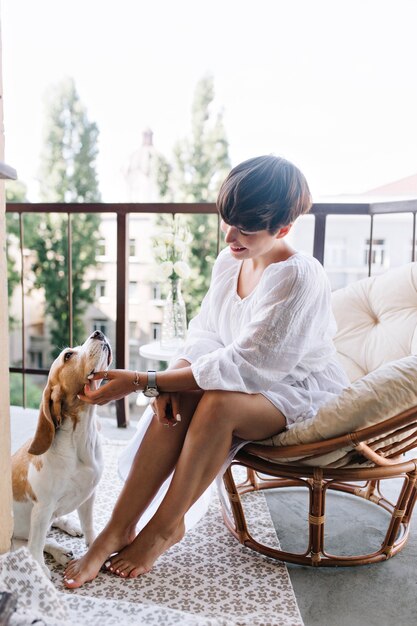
[143,387,159,398]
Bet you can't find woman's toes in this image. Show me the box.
[64,576,82,589]
[129,566,148,578]
[64,564,78,579]
[111,560,132,578]
[108,556,123,571]
[64,580,76,588]
[115,563,128,576]
[64,561,77,574]
[118,564,132,577]
[129,568,139,578]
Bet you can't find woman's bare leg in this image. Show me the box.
[63,391,203,588]
[108,390,286,578]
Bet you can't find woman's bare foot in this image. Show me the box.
[106,520,185,578]
[63,526,135,588]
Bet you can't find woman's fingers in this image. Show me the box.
[77,370,134,405]
[77,383,105,404]
[151,398,168,423]
[87,370,112,382]
[151,394,181,427]
[164,401,181,426]
[171,396,181,423]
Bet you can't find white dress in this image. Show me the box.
[178,247,349,424]
[119,247,349,531]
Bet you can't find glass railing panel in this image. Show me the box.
[323,215,371,290]
[288,213,315,256]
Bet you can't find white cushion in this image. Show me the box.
[332,263,417,382]
[256,356,417,467]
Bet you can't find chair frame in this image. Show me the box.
[221,406,417,566]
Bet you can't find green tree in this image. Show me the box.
[5,181,27,302]
[9,372,43,409]
[34,77,101,357]
[39,78,101,203]
[155,75,230,318]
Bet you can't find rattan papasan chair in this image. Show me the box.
[220,262,417,566]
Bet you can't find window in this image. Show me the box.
[151,282,162,300]
[97,239,106,256]
[96,280,106,299]
[129,238,136,257]
[151,322,161,341]
[129,281,138,298]
[29,351,43,368]
[129,321,137,337]
[364,239,386,267]
[93,321,108,335]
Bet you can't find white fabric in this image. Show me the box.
[178,247,349,423]
[332,262,417,382]
[256,355,417,467]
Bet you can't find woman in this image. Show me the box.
[64,155,348,588]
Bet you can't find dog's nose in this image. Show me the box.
[92,330,105,340]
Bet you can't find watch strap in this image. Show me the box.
[147,370,157,389]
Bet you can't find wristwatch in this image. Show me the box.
[143,370,160,397]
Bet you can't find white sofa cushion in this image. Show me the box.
[256,356,417,467]
[332,263,417,382]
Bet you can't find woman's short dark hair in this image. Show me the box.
[216,155,312,233]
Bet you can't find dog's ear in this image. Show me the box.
[28,384,63,455]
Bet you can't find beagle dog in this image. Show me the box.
[12,330,112,577]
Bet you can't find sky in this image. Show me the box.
[3,0,417,202]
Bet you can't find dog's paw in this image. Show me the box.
[52,516,83,537]
[47,546,74,567]
[44,540,74,567]
[55,550,74,567]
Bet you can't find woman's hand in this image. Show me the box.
[150,392,181,428]
[77,369,139,405]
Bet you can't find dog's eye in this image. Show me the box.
[64,352,73,362]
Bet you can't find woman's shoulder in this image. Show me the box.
[268,251,324,278]
[292,251,326,276]
[262,251,329,294]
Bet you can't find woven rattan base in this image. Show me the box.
[222,451,417,567]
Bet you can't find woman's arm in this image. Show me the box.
[77,363,201,405]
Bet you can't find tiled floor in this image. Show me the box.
[8,406,417,626]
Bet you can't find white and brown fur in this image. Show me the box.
[12,330,112,577]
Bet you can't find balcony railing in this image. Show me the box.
[6,198,417,427]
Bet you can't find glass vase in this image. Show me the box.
[161,278,187,350]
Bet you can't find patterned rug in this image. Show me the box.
[30,440,303,625]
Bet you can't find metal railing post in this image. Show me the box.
[313,214,327,265]
[368,215,374,277]
[115,210,129,427]
[18,213,26,408]
[67,212,73,347]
